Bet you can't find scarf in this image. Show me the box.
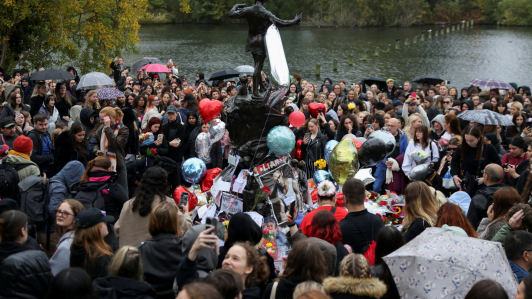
[100,119,121,171]
[8,150,31,160]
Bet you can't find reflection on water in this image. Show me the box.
[124,24,532,87]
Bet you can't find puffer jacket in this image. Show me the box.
[0,243,53,299]
[323,276,388,299]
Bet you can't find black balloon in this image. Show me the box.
[358,138,387,167]
[367,130,396,157]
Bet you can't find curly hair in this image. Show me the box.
[131,167,168,217]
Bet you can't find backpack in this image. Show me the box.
[0,158,33,201]
[18,175,64,227]
[74,182,109,210]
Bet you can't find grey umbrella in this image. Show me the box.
[458,110,514,126]
[30,69,74,81]
[77,72,115,90]
[235,65,255,76]
[132,57,163,73]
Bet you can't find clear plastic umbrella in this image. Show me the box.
[77,72,115,90]
[235,65,255,76]
[458,109,514,126]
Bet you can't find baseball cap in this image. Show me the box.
[132,81,141,86]
[166,105,178,114]
[0,118,16,128]
[76,208,114,229]
[392,100,403,108]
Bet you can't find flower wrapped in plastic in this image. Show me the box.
[409,150,429,164]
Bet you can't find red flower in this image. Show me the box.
[376,213,382,218]
[152,148,157,154]
[379,201,387,206]
[101,189,109,195]
[262,186,271,195]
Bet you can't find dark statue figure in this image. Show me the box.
[229,0,302,96]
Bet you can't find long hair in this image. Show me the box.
[84,90,101,110]
[55,82,72,106]
[132,167,168,217]
[55,199,84,237]
[521,164,532,202]
[8,92,22,109]
[280,240,328,284]
[73,222,113,263]
[460,125,485,161]
[45,94,56,115]
[108,246,144,282]
[141,117,163,135]
[339,114,358,132]
[146,95,157,111]
[308,210,343,245]
[403,182,439,230]
[338,254,371,279]
[69,123,87,161]
[444,115,461,136]
[493,187,522,224]
[404,114,422,141]
[436,202,478,238]
[414,124,430,149]
[510,112,526,136]
[32,82,46,97]
[375,226,405,265]
[148,201,179,236]
[496,100,508,115]
[80,156,112,183]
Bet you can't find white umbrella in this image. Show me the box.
[235,65,255,76]
[77,72,115,90]
[383,228,517,299]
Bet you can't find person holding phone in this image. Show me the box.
[500,136,528,187]
[140,117,168,157]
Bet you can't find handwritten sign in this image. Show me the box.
[245,211,264,228]
[220,192,243,214]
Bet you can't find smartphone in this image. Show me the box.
[174,138,181,145]
[289,201,296,219]
[179,193,189,207]
[14,111,20,117]
[205,216,218,246]
[446,150,451,156]
[504,163,508,168]
[304,132,311,139]
[157,134,163,140]
[318,109,323,114]
[367,124,372,129]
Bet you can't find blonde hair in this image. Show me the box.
[108,246,144,282]
[403,182,439,229]
[428,186,447,207]
[85,90,101,109]
[339,254,371,279]
[293,281,326,299]
[100,106,124,122]
[404,114,422,142]
[511,101,523,114]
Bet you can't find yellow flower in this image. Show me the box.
[266,243,273,247]
[348,103,356,110]
[224,220,229,226]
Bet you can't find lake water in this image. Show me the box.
[123,24,532,88]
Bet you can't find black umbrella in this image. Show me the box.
[412,74,445,86]
[209,69,240,81]
[362,77,387,89]
[30,69,74,81]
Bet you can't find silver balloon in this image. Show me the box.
[367,130,396,157]
[324,140,339,163]
[195,132,211,159]
[181,158,207,184]
[209,119,226,143]
[313,170,329,185]
[265,24,289,86]
[409,163,429,181]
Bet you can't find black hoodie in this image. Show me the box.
[80,108,97,132]
[93,276,157,299]
[217,212,262,268]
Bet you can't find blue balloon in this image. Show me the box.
[313,170,329,185]
[182,158,207,184]
[324,140,339,163]
[266,126,295,156]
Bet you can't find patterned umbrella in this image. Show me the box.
[458,109,514,126]
[96,88,123,100]
[77,72,115,90]
[383,228,517,299]
[468,78,515,90]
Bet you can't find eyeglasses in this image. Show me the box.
[56,210,74,217]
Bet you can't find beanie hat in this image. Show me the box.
[510,136,526,150]
[392,100,403,107]
[386,78,394,84]
[13,136,33,154]
[318,180,336,197]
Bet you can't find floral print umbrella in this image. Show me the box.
[96,88,123,100]
[383,228,517,299]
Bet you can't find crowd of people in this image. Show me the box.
[0,59,532,299]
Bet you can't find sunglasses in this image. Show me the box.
[443,101,451,104]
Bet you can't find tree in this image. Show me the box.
[0,0,148,73]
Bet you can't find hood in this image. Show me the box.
[462,99,474,111]
[66,66,78,76]
[484,133,500,146]
[448,191,471,215]
[426,106,440,122]
[323,276,387,298]
[225,212,262,248]
[519,86,530,94]
[4,84,17,101]
[121,107,136,127]
[80,108,97,130]
[321,83,333,93]
[4,155,37,167]
[182,224,217,272]
[326,109,339,122]
[93,276,157,298]
[308,237,337,276]
[52,160,86,189]
[431,114,445,131]
[323,78,333,85]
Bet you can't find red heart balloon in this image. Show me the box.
[198,98,222,123]
[308,103,326,119]
[201,168,222,192]
[311,188,319,204]
[335,192,345,208]
[173,186,198,211]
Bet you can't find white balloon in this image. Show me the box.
[195,132,211,159]
[265,25,290,86]
[209,119,226,143]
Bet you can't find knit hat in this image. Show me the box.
[392,100,403,108]
[317,180,336,197]
[510,136,526,150]
[13,136,33,154]
[484,133,499,146]
[386,78,394,84]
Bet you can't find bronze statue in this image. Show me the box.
[229,0,302,96]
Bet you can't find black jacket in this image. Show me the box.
[137,233,186,299]
[340,210,384,253]
[0,102,30,119]
[140,134,169,157]
[188,126,223,169]
[301,132,328,165]
[70,243,112,281]
[163,118,186,163]
[467,183,503,229]
[53,130,89,174]
[0,242,53,299]
[22,85,34,105]
[323,276,388,299]
[27,129,54,172]
[336,128,363,142]
[29,94,46,117]
[450,144,501,177]
[55,96,72,120]
[403,218,432,243]
[93,276,157,299]
[122,108,139,156]
[110,61,125,84]
[262,277,302,299]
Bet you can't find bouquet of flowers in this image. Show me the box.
[139,132,155,146]
[263,228,275,241]
[367,193,405,226]
[410,150,429,163]
[262,242,277,258]
[313,159,327,169]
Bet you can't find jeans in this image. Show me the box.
[373,167,386,193]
